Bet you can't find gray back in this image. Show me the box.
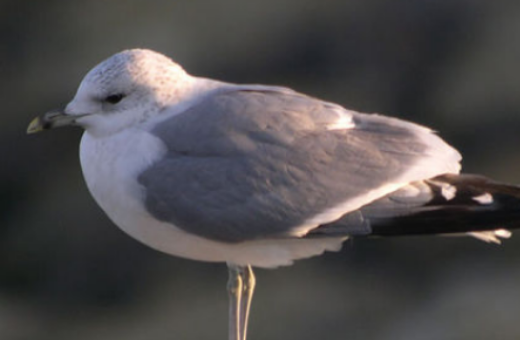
[138,88,459,242]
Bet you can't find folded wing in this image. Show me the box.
[138,87,461,242]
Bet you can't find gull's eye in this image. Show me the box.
[104,93,125,104]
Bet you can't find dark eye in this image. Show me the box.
[104,93,125,104]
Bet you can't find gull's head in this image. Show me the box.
[28,49,193,137]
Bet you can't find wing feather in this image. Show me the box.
[138,87,461,242]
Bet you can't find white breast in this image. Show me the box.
[79,129,346,268]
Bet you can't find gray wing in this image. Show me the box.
[138,87,461,242]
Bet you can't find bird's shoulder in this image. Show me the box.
[146,83,357,154]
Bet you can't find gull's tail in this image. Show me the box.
[368,174,520,243]
[315,174,520,243]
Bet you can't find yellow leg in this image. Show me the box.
[227,264,256,340]
[239,265,256,340]
[227,264,243,340]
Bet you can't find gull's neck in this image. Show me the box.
[147,76,230,126]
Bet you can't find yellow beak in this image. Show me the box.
[27,110,84,134]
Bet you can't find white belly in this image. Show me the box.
[79,129,346,268]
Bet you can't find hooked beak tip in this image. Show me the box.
[27,116,45,134]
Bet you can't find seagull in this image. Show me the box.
[28,49,520,340]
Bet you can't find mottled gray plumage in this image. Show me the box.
[138,88,458,242]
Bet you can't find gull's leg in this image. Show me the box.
[227,264,243,340]
[228,264,256,340]
[239,265,256,340]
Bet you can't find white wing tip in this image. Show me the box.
[468,229,512,244]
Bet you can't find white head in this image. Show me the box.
[28,49,195,137]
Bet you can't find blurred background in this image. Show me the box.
[2,0,520,339]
